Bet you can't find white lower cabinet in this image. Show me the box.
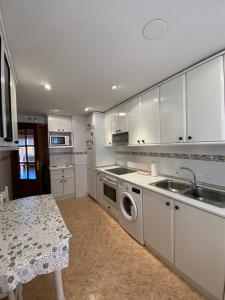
[63,177,75,195]
[87,168,96,199]
[174,201,225,300]
[50,168,75,198]
[143,190,174,262]
[51,179,64,198]
[143,189,225,299]
[96,172,105,207]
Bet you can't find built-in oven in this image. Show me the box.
[102,176,118,209]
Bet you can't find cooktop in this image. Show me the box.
[105,167,136,175]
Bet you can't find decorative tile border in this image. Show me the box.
[115,151,225,162]
[49,151,87,156]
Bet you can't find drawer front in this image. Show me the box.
[64,169,75,179]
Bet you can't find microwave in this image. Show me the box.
[49,135,71,146]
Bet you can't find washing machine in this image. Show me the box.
[118,181,144,245]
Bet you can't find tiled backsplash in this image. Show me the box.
[116,145,225,187]
[49,148,87,166]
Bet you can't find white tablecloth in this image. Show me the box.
[0,194,71,294]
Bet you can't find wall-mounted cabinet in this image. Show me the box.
[128,88,160,145]
[105,54,225,146]
[48,115,72,132]
[0,36,18,149]
[104,111,112,146]
[111,103,128,134]
[186,56,225,142]
[160,75,186,143]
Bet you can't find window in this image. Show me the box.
[18,129,36,180]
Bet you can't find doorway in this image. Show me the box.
[11,122,50,199]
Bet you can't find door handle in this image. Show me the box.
[36,160,40,171]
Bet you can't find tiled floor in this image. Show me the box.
[20,196,204,300]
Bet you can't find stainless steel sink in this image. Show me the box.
[182,187,225,208]
[151,179,191,193]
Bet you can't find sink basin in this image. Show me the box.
[183,187,225,208]
[151,179,191,193]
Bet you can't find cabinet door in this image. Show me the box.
[118,103,128,133]
[63,177,75,196]
[160,75,186,143]
[104,111,112,146]
[87,168,96,199]
[111,108,119,134]
[186,56,225,142]
[4,54,13,142]
[143,189,174,262]
[51,179,64,197]
[48,116,61,132]
[128,97,141,145]
[60,117,72,132]
[96,173,103,204]
[174,201,225,299]
[141,88,160,144]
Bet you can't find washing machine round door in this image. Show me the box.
[120,192,137,221]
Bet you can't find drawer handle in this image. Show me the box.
[166,202,170,206]
[175,205,179,210]
[179,137,183,141]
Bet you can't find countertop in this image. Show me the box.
[96,165,225,219]
[50,164,75,170]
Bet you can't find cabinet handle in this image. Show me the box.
[175,205,179,210]
[179,137,183,141]
[116,130,118,133]
[142,140,145,144]
[137,140,140,144]
[4,137,13,142]
[108,206,110,209]
[109,142,112,145]
[188,136,192,140]
[62,129,64,132]
[166,202,170,206]
[14,140,19,144]
[58,129,60,131]
[118,129,121,132]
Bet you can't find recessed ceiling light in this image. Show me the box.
[143,19,167,40]
[85,107,90,112]
[44,83,52,90]
[51,108,60,112]
[111,85,118,90]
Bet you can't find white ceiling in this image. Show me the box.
[1,0,225,116]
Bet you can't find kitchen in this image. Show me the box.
[1,1,225,300]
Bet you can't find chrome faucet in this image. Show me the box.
[179,167,197,189]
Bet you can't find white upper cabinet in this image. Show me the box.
[141,87,160,144]
[160,75,186,143]
[186,56,225,142]
[128,97,141,145]
[48,116,72,132]
[111,103,128,134]
[104,111,112,146]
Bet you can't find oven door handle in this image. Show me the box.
[102,177,118,187]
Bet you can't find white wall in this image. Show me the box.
[116,144,225,188]
[72,116,87,197]
[0,151,12,198]
[18,114,47,124]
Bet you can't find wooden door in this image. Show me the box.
[11,123,50,199]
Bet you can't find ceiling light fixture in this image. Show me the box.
[44,83,52,90]
[142,19,167,40]
[51,108,60,112]
[111,85,118,90]
[85,107,89,112]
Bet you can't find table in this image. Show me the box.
[0,194,72,300]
